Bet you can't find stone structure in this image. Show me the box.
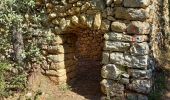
[37,0,169,99]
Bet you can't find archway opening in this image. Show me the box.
[64,29,104,99]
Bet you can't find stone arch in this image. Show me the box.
[46,0,107,84]
[42,1,108,98]
[55,11,103,34]
[41,0,160,99]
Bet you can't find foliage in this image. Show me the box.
[148,71,167,100]
[58,84,72,92]
[0,61,10,96]
[0,0,51,97]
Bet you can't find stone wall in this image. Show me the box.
[36,0,169,99]
[101,0,154,99]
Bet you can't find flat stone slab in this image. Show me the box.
[104,41,130,52]
[115,7,149,21]
[123,0,150,8]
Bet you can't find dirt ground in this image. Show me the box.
[5,60,103,100]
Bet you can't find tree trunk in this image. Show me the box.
[12,26,24,66]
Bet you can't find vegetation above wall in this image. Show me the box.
[0,0,53,97]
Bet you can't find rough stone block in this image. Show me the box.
[131,55,149,69]
[47,53,75,63]
[124,54,133,66]
[47,54,64,62]
[101,19,111,31]
[127,21,150,34]
[106,0,113,6]
[71,15,79,25]
[104,41,130,51]
[54,26,62,34]
[67,7,80,15]
[93,12,102,30]
[50,61,65,70]
[123,0,150,8]
[106,7,114,16]
[100,79,124,97]
[127,79,152,94]
[49,12,57,19]
[69,0,78,3]
[104,33,148,42]
[104,32,132,42]
[107,16,116,21]
[91,0,105,10]
[115,7,149,21]
[41,60,49,70]
[59,18,68,31]
[86,9,100,15]
[79,14,86,26]
[101,64,125,80]
[114,0,123,5]
[130,42,149,56]
[128,69,152,79]
[110,53,131,66]
[50,59,77,70]
[131,35,149,43]
[53,35,65,44]
[102,52,110,64]
[81,2,91,12]
[111,21,127,32]
[120,78,130,85]
[46,45,75,54]
[86,15,94,28]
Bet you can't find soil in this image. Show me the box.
[6,60,103,100]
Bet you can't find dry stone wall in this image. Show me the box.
[101,0,154,99]
[36,0,169,99]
